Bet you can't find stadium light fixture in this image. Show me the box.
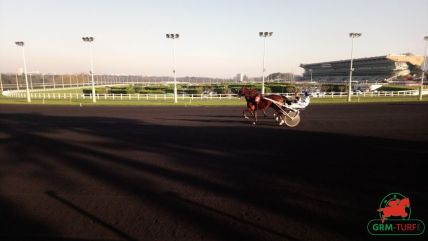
[259,31,273,94]
[166,33,180,103]
[82,36,96,103]
[420,36,428,101]
[15,41,31,103]
[348,32,362,102]
[82,37,94,42]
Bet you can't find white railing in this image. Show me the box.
[4,92,239,100]
[0,82,129,92]
[307,90,419,98]
[3,90,421,101]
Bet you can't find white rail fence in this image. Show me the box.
[3,90,420,101]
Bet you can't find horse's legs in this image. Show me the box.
[253,109,258,125]
[244,107,255,121]
[262,103,270,118]
[243,109,249,119]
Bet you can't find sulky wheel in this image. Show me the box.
[282,111,300,127]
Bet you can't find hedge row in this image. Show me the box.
[82,83,346,95]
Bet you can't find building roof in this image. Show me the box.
[300,53,424,68]
[386,54,424,66]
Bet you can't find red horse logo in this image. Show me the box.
[377,197,410,223]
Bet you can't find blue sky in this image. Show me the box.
[0,0,427,77]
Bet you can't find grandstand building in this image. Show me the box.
[300,53,424,83]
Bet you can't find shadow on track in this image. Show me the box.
[1,112,427,241]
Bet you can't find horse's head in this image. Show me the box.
[401,197,410,207]
[237,87,247,99]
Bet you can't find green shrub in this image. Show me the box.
[109,87,128,94]
[185,87,203,94]
[213,86,231,94]
[285,85,299,93]
[229,84,257,94]
[83,87,106,94]
[230,87,242,94]
[320,84,346,92]
[138,89,165,94]
[266,84,298,93]
[145,86,168,91]
[126,85,135,94]
[377,86,414,91]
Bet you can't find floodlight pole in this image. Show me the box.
[419,36,428,101]
[42,74,45,90]
[0,73,3,93]
[29,73,33,90]
[15,73,20,90]
[15,42,31,102]
[166,33,179,103]
[259,32,273,94]
[90,42,96,102]
[82,37,96,103]
[173,39,177,103]
[348,33,361,102]
[309,69,313,82]
[262,37,266,94]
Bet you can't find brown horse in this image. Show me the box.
[237,87,285,124]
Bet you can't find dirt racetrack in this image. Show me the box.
[1,103,427,241]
